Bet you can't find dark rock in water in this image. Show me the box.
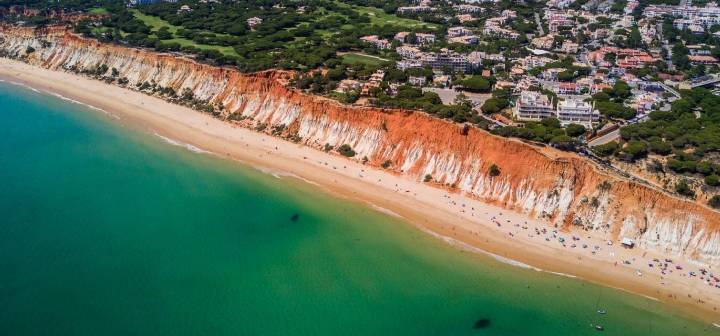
[290,213,300,222]
[473,318,491,329]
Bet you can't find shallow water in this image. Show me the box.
[0,82,717,335]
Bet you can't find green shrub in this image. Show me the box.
[709,195,720,209]
[488,164,501,177]
[675,179,695,198]
[618,141,647,161]
[648,141,672,155]
[705,174,720,186]
[565,124,586,137]
[338,144,356,157]
[592,141,619,157]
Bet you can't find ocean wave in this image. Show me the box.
[545,271,578,279]
[0,79,40,93]
[278,172,321,186]
[152,132,212,155]
[1,79,120,119]
[254,166,284,179]
[606,284,660,302]
[420,228,543,272]
[420,228,586,282]
[367,203,404,219]
[46,91,115,117]
[253,167,322,186]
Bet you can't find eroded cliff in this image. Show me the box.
[2,26,719,265]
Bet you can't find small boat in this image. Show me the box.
[594,324,605,331]
[597,309,606,315]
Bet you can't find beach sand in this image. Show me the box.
[1,58,719,324]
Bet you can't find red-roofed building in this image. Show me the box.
[591,83,611,93]
[689,55,719,64]
[556,82,581,94]
[617,55,656,68]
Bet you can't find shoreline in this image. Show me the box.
[1,58,719,324]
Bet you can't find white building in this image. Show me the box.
[448,35,478,44]
[409,76,427,86]
[453,4,483,13]
[559,40,579,54]
[246,17,263,29]
[514,91,555,121]
[396,46,422,59]
[396,60,423,70]
[416,33,436,44]
[556,98,599,126]
[397,5,434,14]
[360,35,392,49]
[448,26,471,37]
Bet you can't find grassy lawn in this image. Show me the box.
[126,3,431,61]
[90,26,113,35]
[354,6,438,29]
[131,9,181,33]
[163,38,239,56]
[342,53,390,66]
[88,7,109,15]
[332,1,438,29]
[130,9,239,57]
[321,2,437,32]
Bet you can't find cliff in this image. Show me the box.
[2,26,719,266]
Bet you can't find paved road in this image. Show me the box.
[478,112,507,128]
[656,23,675,71]
[688,75,720,89]
[578,52,591,68]
[534,13,545,36]
[658,82,681,98]
[588,129,620,147]
[588,112,654,147]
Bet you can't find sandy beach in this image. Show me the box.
[1,58,719,324]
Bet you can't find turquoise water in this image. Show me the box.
[0,81,718,335]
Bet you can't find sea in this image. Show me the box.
[1,81,718,335]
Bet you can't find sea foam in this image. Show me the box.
[153,132,212,155]
[0,79,119,119]
[420,228,582,281]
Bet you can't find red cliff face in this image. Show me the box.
[2,26,719,265]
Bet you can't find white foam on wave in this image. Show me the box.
[47,91,117,118]
[255,166,284,179]
[277,172,321,186]
[1,79,121,119]
[546,270,578,278]
[153,132,212,154]
[253,166,322,186]
[420,228,543,271]
[605,284,660,302]
[420,228,583,281]
[0,79,40,93]
[368,203,404,219]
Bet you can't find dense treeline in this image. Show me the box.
[24,0,439,71]
[595,88,720,187]
[292,61,487,126]
[492,118,585,150]
[591,80,636,120]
